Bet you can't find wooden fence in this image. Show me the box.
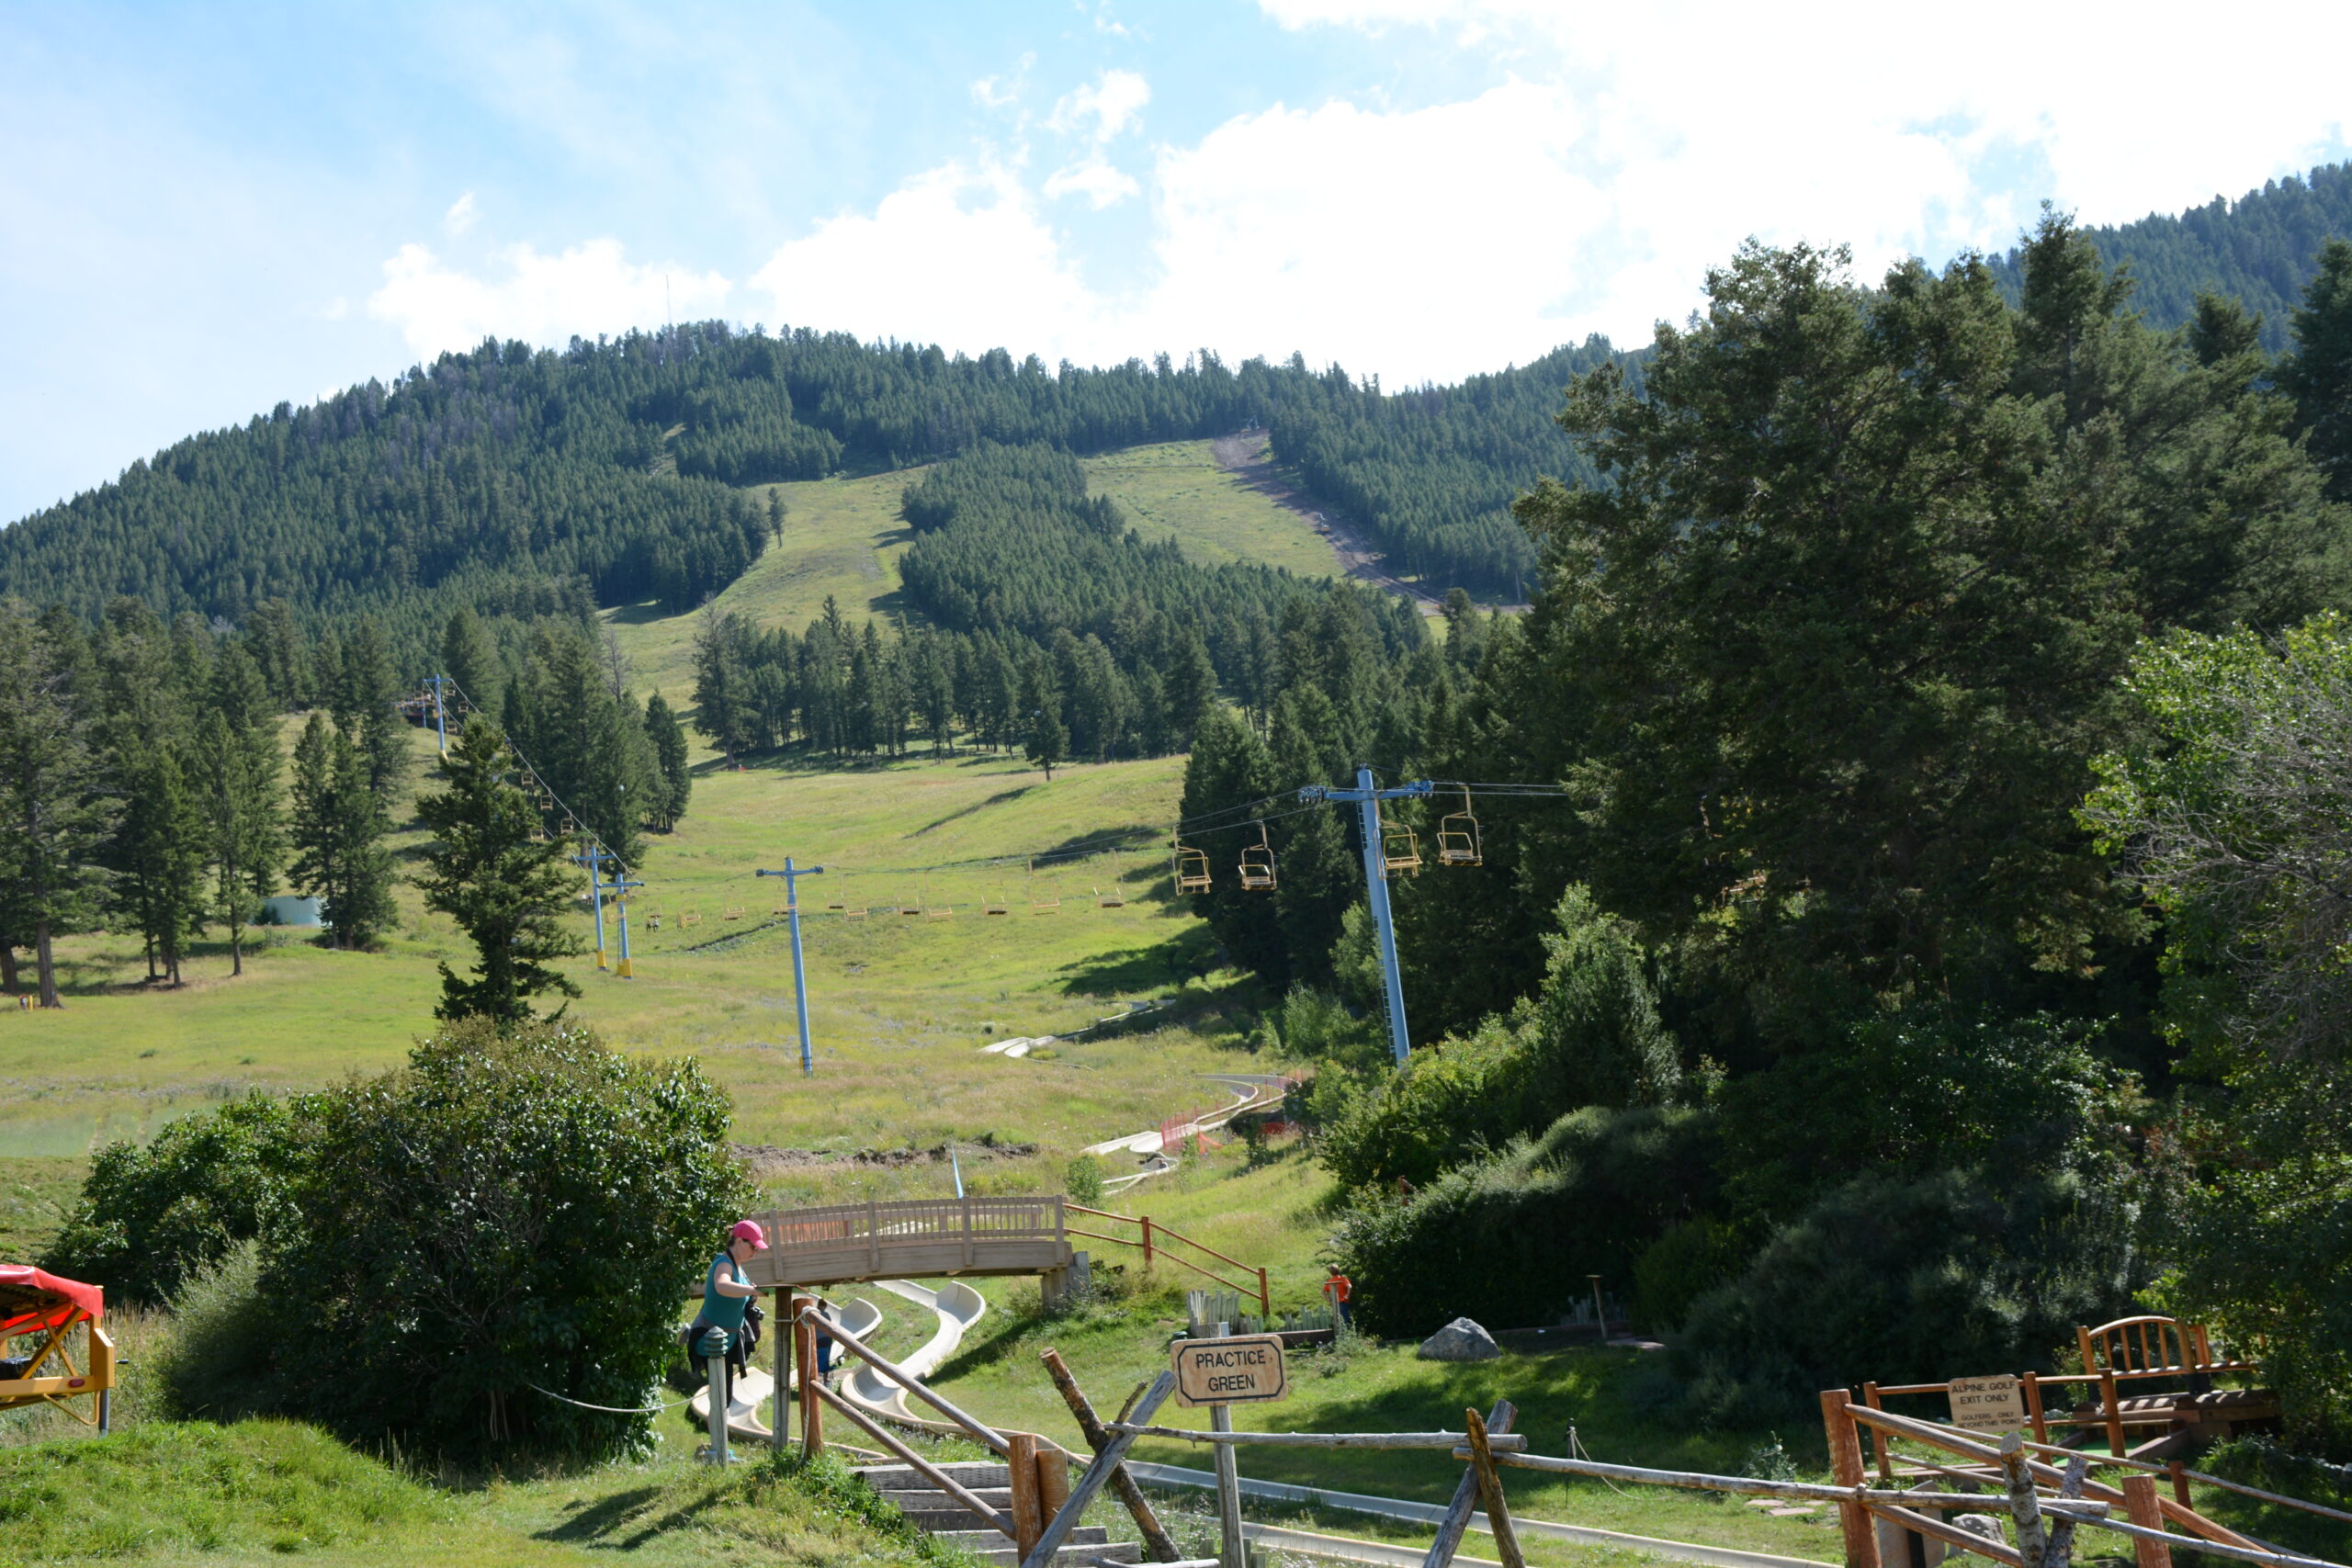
[1065,1204,1272,1317]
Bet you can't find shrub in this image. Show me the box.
[1321,886,1681,1190]
[149,1241,279,1422]
[260,1018,749,1461]
[1633,1218,1752,1334]
[1673,1167,2139,1425]
[1064,1156,1104,1206]
[1327,1103,1720,1338]
[42,1096,300,1305]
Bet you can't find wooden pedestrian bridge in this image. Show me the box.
[741,1197,1076,1290]
[738,1195,1273,1314]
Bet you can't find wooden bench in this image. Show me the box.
[2064,1314,2271,1456]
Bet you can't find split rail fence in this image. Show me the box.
[725,1300,2352,1568]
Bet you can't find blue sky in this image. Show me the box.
[4,0,2347,524]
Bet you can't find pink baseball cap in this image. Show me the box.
[731,1219,769,1250]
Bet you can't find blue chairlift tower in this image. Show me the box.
[1298,768,1432,1066]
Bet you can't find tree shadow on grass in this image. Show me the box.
[1057,926,1218,997]
[535,1484,666,1543]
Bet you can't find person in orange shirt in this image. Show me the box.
[1322,1264,1353,1329]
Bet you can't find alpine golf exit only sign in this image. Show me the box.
[1172,1334,1289,1407]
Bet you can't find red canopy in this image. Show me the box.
[0,1265,104,1340]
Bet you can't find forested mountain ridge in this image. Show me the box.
[1985,163,2352,351]
[5,161,2346,640]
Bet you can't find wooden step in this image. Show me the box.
[854,1461,1011,1489]
[935,1528,1134,1566]
[874,1486,1013,1511]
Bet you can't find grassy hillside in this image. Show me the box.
[0,723,1268,1215]
[604,437,1337,706]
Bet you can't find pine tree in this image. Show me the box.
[0,602,116,1008]
[642,692,692,830]
[288,713,396,949]
[2280,237,2352,503]
[440,605,501,716]
[115,746,209,985]
[195,644,283,976]
[415,716,585,1024]
[340,616,413,807]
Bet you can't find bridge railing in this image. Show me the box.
[745,1196,1068,1286]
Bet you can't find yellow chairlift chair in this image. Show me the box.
[1379,809,1422,877]
[1172,843,1212,895]
[1238,824,1277,891]
[1437,786,1483,867]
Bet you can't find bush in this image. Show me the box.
[149,1241,279,1422]
[1673,1167,2139,1425]
[1327,1103,1719,1338]
[1633,1219,1752,1334]
[43,1096,300,1305]
[258,1019,750,1461]
[1321,886,1681,1190]
[1064,1156,1104,1206]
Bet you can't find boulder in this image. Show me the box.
[1418,1317,1500,1362]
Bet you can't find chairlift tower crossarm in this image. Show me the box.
[755,860,826,1076]
[1299,769,1432,1066]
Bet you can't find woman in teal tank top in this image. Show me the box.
[687,1221,767,1376]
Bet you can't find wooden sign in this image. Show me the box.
[1171,1334,1288,1407]
[1948,1374,2027,1432]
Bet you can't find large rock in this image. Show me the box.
[1418,1317,1500,1362]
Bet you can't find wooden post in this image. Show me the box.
[1142,1215,1155,1267]
[2022,1371,2048,1445]
[1998,1433,2048,1568]
[1011,1431,1044,1559]
[2122,1474,2173,1568]
[1422,1401,1514,1568]
[2100,1367,2126,1458]
[1258,1267,1272,1321]
[772,1290,791,1452]
[2043,1452,2089,1568]
[1821,1390,1883,1568]
[1862,1383,1894,1482]
[1042,1348,1182,1562]
[1211,1401,1245,1568]
[797,1298,822,1460]
[1464,1405,1528,1568]
[1037,1439,1071,1541]
[2167,1461,2191,1513]
[1025,1371,1178,1568]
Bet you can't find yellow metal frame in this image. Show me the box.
[1437,786,1482,867]
[1172,845,1212,895]
[0,1314,114,1427]
[1238,824,1277,891]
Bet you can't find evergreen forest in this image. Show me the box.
[13,166,2352,1460]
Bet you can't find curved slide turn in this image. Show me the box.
[837,1278,989,1434]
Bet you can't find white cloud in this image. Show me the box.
[751,163,1107,355]
[1043,156,1139,209]
[970,52,1034,110]
[443,190,478,235]
[1049,68,1149,142]
[368,239,731,358]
